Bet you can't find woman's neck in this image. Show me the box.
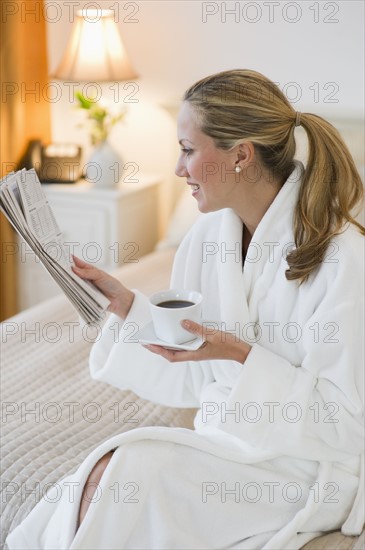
[235,175,284,237]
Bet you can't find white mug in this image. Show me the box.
[149,289,203,344]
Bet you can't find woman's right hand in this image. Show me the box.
[72,256,135,320]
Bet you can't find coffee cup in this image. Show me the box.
[149,289,203,344]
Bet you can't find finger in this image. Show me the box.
[142,344,191,363]
[72,264,101,281]
[180,319,204,336]
[142,344,176,360]
[183,321,222,344]
[72,255,91,268]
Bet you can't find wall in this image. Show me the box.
[44,0,364,228]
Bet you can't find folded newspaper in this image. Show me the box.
[0,168,111,324]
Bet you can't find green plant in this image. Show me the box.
[75,91,126,145]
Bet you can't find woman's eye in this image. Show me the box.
[181,148,193,156]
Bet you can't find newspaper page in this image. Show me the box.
[0,169,110,324]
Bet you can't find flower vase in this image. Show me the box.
[85,140,122,189]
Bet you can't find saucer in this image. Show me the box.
[135,321,205,351]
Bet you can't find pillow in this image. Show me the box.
[156,186,202,250]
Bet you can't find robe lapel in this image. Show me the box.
[244,161,303,321]
[217,162,303,327]
[217,209,249,328]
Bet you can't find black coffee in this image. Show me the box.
[156,300,195,308]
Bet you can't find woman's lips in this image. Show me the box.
[189,183,200,194]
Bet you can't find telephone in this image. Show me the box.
[18,140,83,183]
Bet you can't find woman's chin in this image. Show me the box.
[195,198,210,213]
[197,201,219,214]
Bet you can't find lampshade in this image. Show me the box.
[52,9,138,81]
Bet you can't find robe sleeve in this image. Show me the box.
[89,290,215,408]
[225,236,364,461]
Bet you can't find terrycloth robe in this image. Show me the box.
[6,162,364,550]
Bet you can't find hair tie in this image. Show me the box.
[295,111,302,127]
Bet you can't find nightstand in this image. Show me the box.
[17,175,161,310]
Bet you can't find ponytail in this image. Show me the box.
[286,113,364,283]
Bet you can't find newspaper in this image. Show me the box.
[0,169,111,324]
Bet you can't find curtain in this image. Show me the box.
[0,0,51,321]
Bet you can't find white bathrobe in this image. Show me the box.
[7,162,364,550]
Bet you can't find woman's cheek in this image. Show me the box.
[188,160,198,180]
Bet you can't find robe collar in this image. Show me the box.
[217,161,304,326]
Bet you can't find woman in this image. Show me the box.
[7,69,364,549]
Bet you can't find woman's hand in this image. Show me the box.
[72,256,135,320]
[143,320,252,364]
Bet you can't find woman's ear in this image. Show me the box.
[238,142,255,165]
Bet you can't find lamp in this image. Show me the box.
[52,9,138,188]
[53,9,138,82]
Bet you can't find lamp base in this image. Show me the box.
[85,141,122,188]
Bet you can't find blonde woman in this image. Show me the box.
[7,70,364,550]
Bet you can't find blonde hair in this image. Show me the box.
[184,69,364,283]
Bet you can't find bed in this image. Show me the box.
[1,147,364,548]
[2,254,364,550]
[0,247,198,547]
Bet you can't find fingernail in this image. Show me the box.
[181,320,190,328]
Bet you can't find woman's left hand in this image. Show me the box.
[143,320,252,364]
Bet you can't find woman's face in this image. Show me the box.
[175,102,240,213]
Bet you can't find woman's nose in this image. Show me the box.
[175,156,188,178]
